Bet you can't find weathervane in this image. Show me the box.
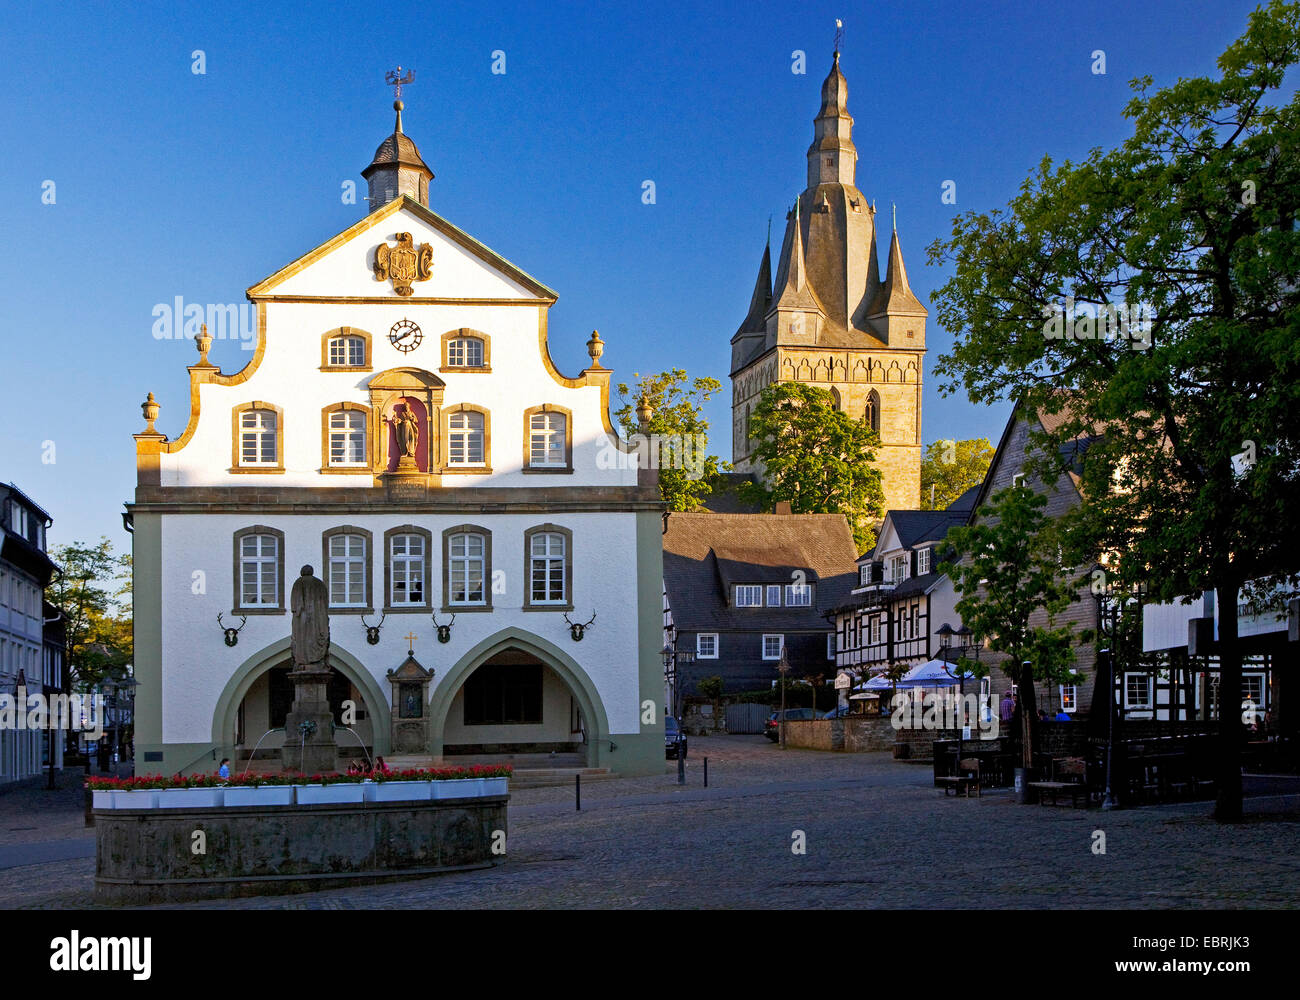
[834,18,844,53]
[385,66,415,100]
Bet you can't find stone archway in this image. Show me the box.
[428,627,610,767]
[212,636,392,758]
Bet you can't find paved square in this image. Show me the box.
[2,738,1297,909]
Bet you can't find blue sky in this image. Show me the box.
[0,0,1275,547]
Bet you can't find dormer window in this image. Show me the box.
[888,554,909,583]
[917,548,931,575]
[735,585,762,607]
[785,583,812,606]
[859,564,871,586]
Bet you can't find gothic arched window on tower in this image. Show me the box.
[865,390,880,433]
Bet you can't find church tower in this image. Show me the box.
[730,48,925,512]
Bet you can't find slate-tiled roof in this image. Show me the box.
[663,512,859,632]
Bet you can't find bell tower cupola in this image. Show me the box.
[362,71,434,212]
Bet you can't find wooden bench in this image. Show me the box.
[1028,757,1087,806]
[936,758,981,798]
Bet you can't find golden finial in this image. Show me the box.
[141,392,161,435]
[635,394,654,429]
[586,330,605,368]
[195,323,214,366]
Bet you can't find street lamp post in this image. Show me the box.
[661,642,692,783]
[777,647,791,750]
[1092,570,1121,810]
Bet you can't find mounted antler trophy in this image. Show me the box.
[361,612,386,646]
[217,612,247,647]
[563,610,597,642]
[431,611,455,644]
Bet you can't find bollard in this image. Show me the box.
[575,773,581,811]
[677,739,685,785]
[84,787,94,827]
[704,756,708,787]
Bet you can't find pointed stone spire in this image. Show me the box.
[807,50,857,189]
[868,213,927,317]
[773,199,822,314]
[733,241,772,336]
[362,99,434,211]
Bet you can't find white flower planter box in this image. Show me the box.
[92,791,114,810]
[482,777,508,797]
[296,783,365,805]
[223,785,294,807]
[432,778,481,800]
[114,789,160,809]
[157,787,224,809]
[371,780,431,803]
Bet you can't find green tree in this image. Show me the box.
[939,485,1079,769]
[920,437,995,510]
[738,382,885,551]
[927,1,1300,820]
[614,369,728,511]
[48,538,133,689]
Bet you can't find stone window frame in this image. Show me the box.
[441,524,493,613]
[321,525,374,615]
[522,523,573,612]
[320,402,372,475]
[522,403,574,474]
[232,525,285,615]
[440,403,492,474]
[439,329,492,373]
[230,401,285,474]
[320,327,373,372]
[383,524,433,614]
[864,389,881,434]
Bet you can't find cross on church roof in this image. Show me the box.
[385,66,415,100]
[403,631,418,653]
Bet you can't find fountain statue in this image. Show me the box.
[281,565,339,774]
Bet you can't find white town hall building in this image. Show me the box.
[127,98,665,776]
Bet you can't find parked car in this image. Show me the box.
[820,705,852,719]
[665,716,688,759]
[764,707,815,741]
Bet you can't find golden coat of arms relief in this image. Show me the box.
[374,232,433,296]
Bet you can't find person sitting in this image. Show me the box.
[1054,708,1072,721]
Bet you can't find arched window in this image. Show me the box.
[232,526,285,613]
[443,527,491,608]
[524,524,572,609]
[444,406,489,470]
[320,328,371,370]
[322,404,368,469]
[447,337,484,367]
[384,526,432,611]
[323,527,372,612]
[864,390,881,433]
[523,405,572,471]
[232,402,283,472]
[440,329,491,371]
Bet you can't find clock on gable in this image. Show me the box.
[388,318,423,353]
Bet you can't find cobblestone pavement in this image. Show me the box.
[2,737,1297,909]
